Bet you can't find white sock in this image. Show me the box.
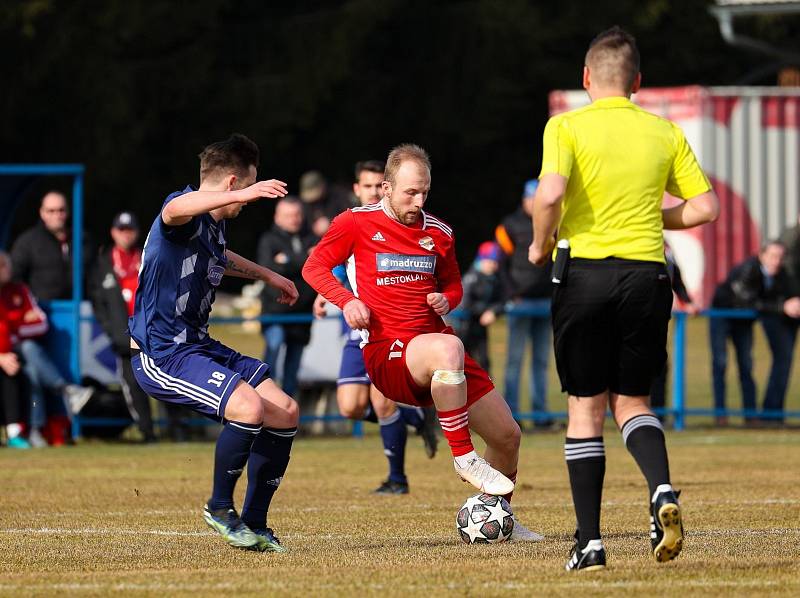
[583,539,604,552]
[454,450,479,468]
[651,483,674,502]
[6,423,22,439]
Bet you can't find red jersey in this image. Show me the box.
[303,201,463,344]
[111,246,142,316]
[0,282,49,352]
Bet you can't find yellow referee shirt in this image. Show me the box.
[539,96,711,263]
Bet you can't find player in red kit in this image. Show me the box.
[303,144,542,541]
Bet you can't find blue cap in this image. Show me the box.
[523,179,539,198]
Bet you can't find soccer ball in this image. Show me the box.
[456,493,514,544]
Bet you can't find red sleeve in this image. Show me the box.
[302,210,358,310]
[438,237,463,311]
[16,285,49,339]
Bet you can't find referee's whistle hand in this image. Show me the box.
[235,179,289,203]
[343,298,371,330]
[528,239,554,266]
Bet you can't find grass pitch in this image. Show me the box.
[1,429,798,596]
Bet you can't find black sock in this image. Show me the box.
[621,414,670,499]
[565,436,605,549]
[207,420,260,511]
[241,427,296,530]
[362,404,378,423]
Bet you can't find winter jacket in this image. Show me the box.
[0,282,49,352]
[88,248,133,356]
[495,207,552,300]
[10,221,95,300]
[711,256,799,315]
[257,225,318,343]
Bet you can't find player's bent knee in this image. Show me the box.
[339,404,364,419]
[433,335,465,370]
[225,383,264,425]
[286,398,300,425]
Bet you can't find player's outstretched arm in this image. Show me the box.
[162,180,288,226]
[224,249,298,305]
[302,212,358,312]
[662,190,719,230]
[529,173,565,266]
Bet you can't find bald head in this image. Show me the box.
[39,191,68,235]
[585,26,640,94]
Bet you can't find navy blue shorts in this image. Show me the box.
[132,340,270,421]
[337,331,369,386]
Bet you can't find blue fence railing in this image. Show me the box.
[72,306,798,435]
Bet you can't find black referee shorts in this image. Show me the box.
[552,257,673,397]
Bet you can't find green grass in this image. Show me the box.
[1,315,797,596]
[1,430,799,596]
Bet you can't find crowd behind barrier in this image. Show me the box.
[3,173,800,447]
[60,304,800,437]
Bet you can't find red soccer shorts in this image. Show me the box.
[362,328,495,408]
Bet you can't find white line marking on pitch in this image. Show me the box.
[1,527,798,540]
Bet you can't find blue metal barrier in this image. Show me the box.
[71,306,799,436]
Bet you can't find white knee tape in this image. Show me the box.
[431,369,466,384]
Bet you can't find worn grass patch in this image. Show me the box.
[1,429,798,596]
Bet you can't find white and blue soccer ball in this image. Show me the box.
[456,493,514,544]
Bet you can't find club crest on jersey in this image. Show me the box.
[207,263,225,287]
[419,236,435,251]
[376,253,436,274]
[372,231,386,242]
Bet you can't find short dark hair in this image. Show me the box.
[761,239,786,253]
[198,133,259,182]
[585,26,640,92]
[354,160,385,183]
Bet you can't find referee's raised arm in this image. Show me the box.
[529,26,718,572]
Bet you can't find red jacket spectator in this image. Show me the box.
[0,281,49,351]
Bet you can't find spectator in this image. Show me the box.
[257,197,318,397]
[780,214,800,285]
[11,191,95,300]
[299,170,353,237]
[0,259,29,448]
[650,242,699,422]
[452,241,505,371]
[0,251,91,446]
[710,241,800,426]
[88,212,157,443]
[495,179,554,427]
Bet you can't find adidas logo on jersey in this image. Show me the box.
[372,231,386,242]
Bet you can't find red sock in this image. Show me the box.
[502,470,517,504]
[437,406,474,457]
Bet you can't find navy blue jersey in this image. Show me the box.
[129,186,228,360]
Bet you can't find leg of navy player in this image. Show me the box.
[376,410,408,489]
[131,342,297,551]
[241,425,296,552]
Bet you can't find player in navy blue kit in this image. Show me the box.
[129,134,299,552]
[313,160,437,495]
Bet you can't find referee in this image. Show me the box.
[529,27,719,572]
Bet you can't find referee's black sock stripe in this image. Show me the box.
[620,414,671,499]
[565,436,605,550]
[620,414,663,445]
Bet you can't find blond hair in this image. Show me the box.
[384,144,431,185]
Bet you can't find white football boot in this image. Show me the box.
[453,452,515,496]
[509,518,544,542]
